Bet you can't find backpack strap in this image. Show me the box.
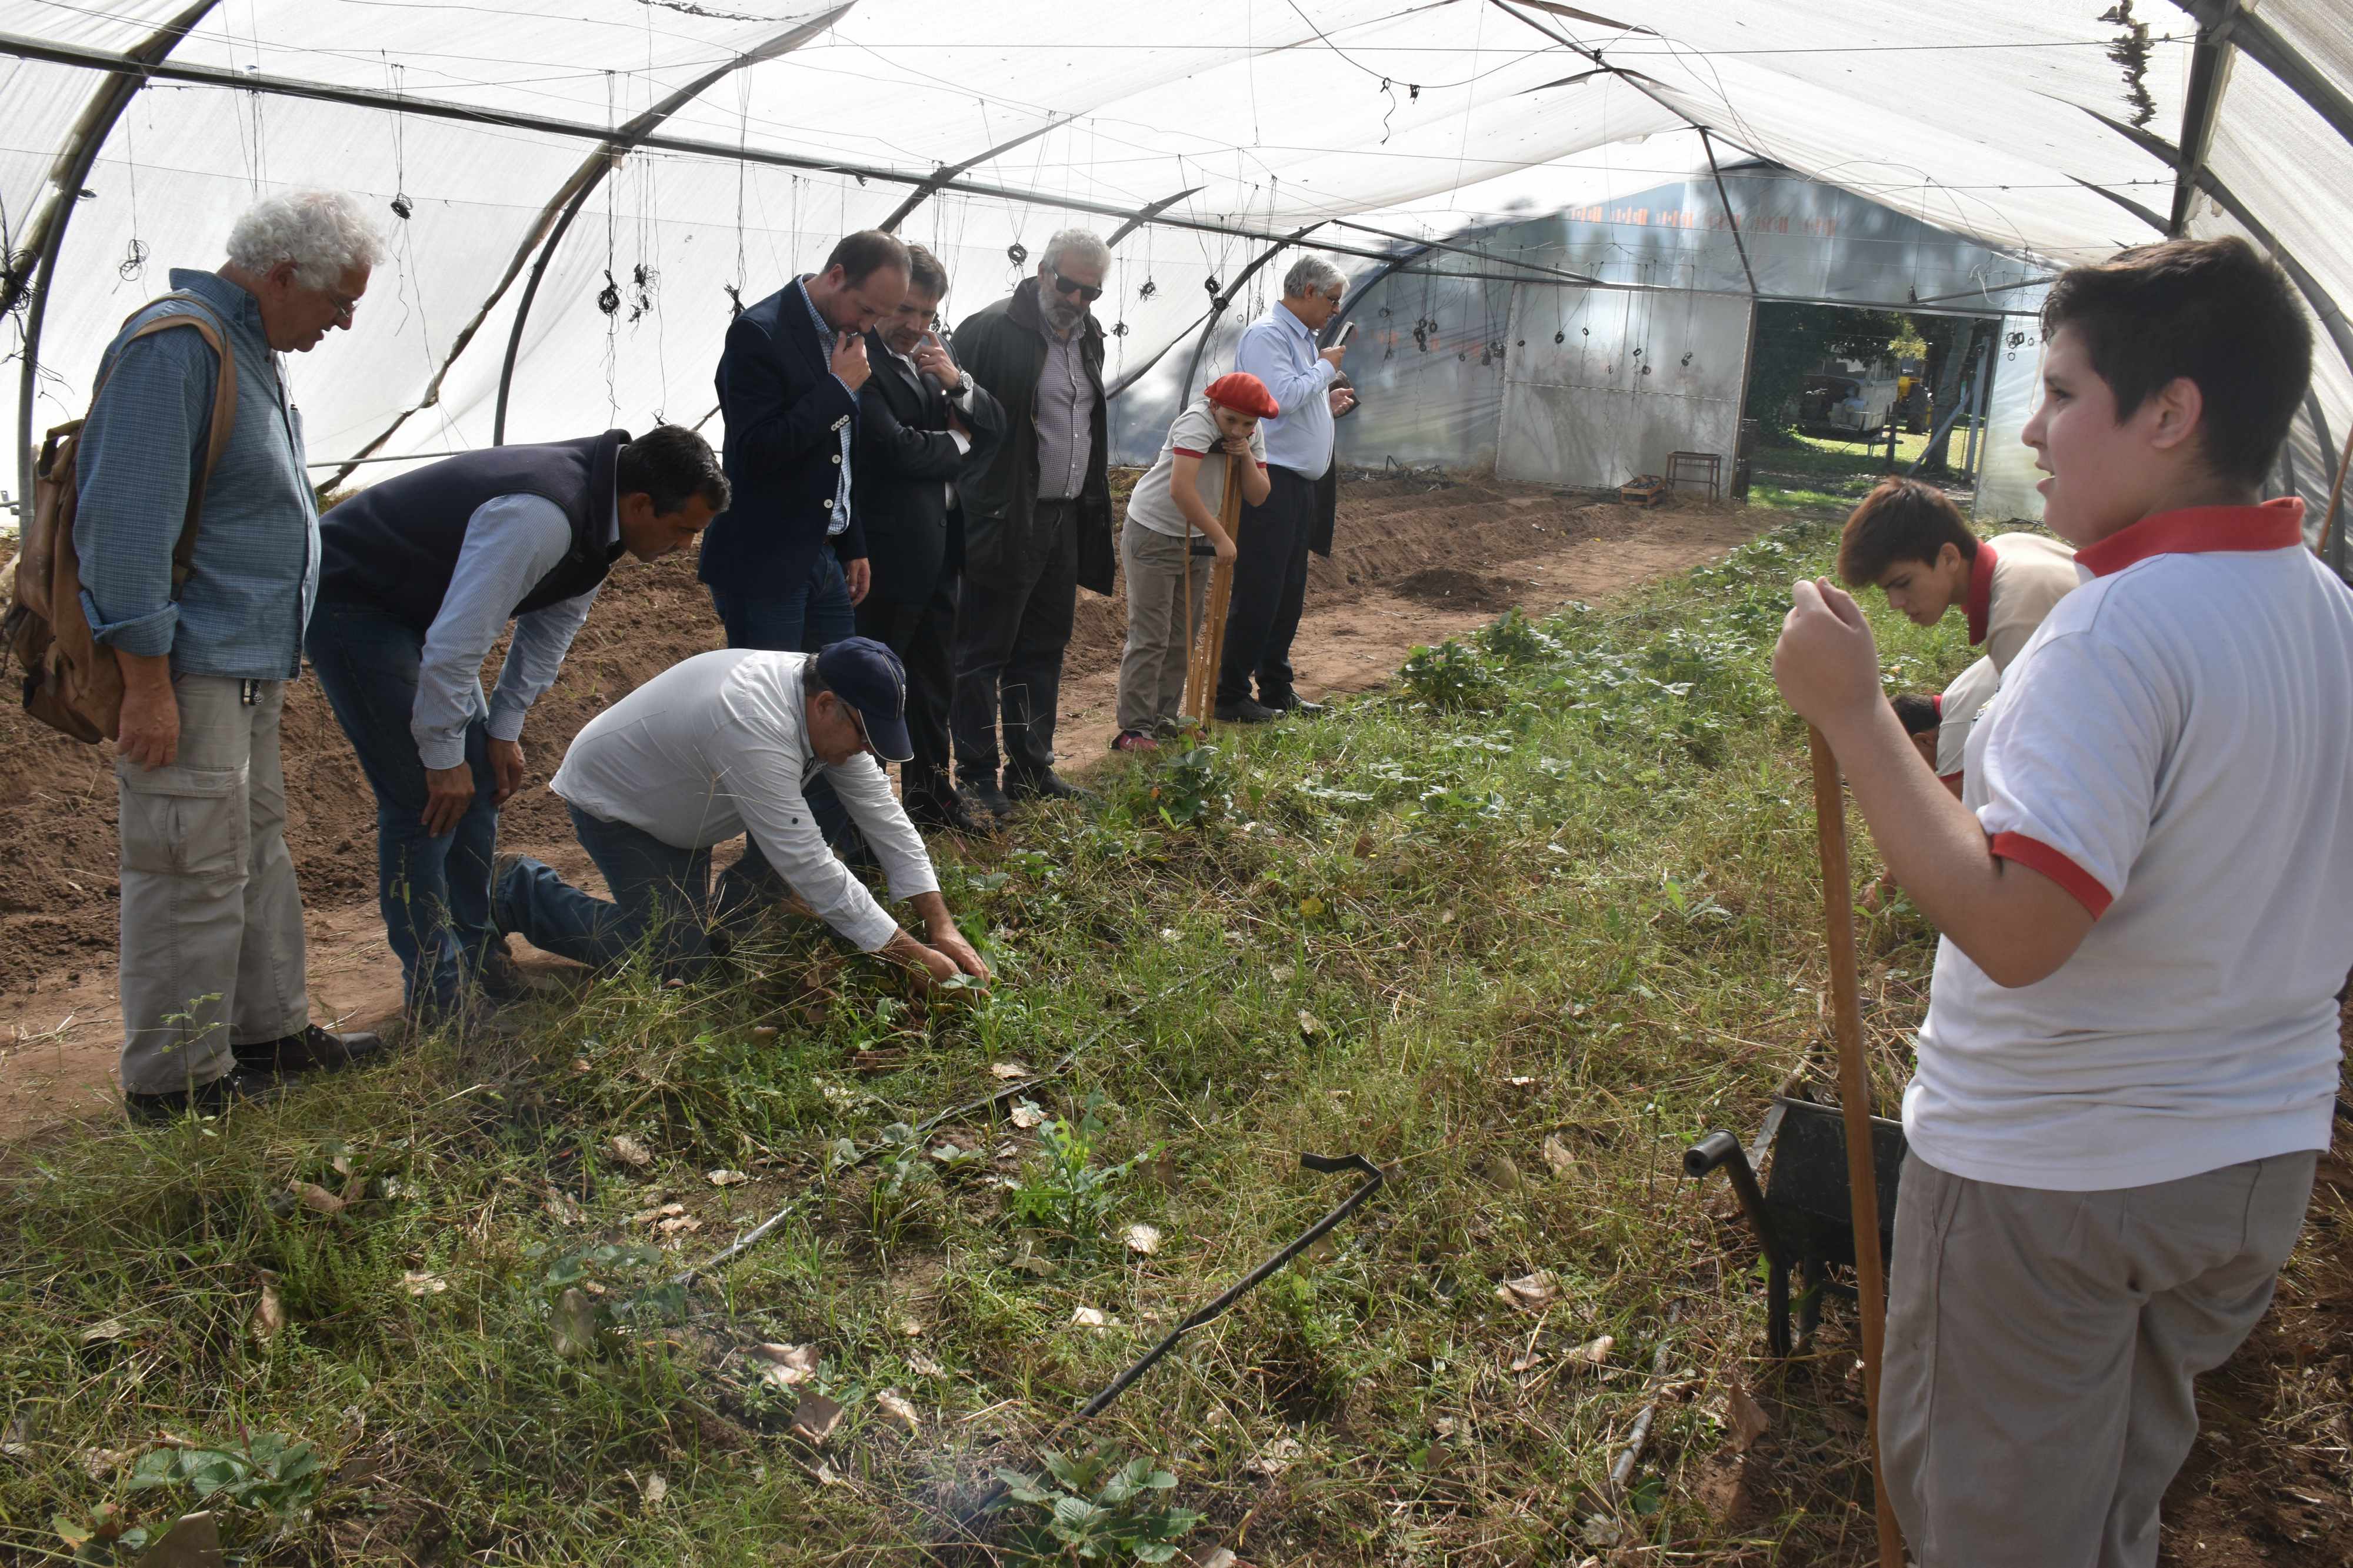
[92,292,241,592]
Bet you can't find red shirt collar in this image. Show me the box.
[2075,498,2308,578]
[1963,538,1999,646]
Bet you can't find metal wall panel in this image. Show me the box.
[1495,285,1754,489]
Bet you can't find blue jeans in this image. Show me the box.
[495,804,719,975]
[708,548,858,653]
[305,601,499,1020]
[707,546,861,876]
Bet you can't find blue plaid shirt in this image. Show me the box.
[795,276,853,536]
[73,268,320,679]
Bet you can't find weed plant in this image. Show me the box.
[19,512,2324,1567]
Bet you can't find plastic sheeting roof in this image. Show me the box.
[2,0,2348,541]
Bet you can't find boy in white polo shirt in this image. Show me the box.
[1774,235,2352,1566]
[1838,475,2079,673]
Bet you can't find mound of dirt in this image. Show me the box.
[0,481,1741,993]
[1391,566,1518,610]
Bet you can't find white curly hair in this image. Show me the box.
[1039,227,1111,275]
[1282,255,1347,299]
[225,190,386,289]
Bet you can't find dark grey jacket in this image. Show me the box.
[949,278,1114,594]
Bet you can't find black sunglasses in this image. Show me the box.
[1049,271,1103,303]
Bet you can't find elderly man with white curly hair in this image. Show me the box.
[72,189,386,1123]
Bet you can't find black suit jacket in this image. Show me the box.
[698,276,869,594]
[853,336,1006,608]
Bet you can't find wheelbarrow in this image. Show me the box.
[1685,1096,1906,1357]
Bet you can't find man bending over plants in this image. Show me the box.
[494,638,991,989]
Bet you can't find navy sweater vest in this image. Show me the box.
[317,430,626,633]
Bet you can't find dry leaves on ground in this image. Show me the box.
[1495,1270,1557,1308]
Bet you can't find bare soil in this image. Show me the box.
[1,479,1757,1138]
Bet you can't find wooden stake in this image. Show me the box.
[1181,453,1246,725]
[2318,422,2353,562]
[1808,725,1905,1568]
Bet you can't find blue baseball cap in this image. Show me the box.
[814,636,913,764]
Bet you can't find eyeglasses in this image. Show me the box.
[1049,271,1104,303]
[844,703,874,755]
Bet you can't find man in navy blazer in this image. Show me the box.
[699,230,911,653]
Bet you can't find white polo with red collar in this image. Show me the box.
[1963,530,2080,673]
[1907,499,2353,1190]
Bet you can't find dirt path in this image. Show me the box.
[0,489,1770,1136]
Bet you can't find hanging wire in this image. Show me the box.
[600,69,621,425]
[387,56,414,220]
[115,105,147,284]
[726,69,749,317]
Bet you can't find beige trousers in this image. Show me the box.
[115,673,309,1095]
[1881,1149,2317,1567]
[1116,516,1211,733]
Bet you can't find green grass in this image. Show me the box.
[4,510,1999,1565]
[1748,428,1985,517]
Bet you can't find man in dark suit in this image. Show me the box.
[699,229,910,654]
[854,245,1008,838]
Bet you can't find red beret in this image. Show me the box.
[1205,372,1279,419]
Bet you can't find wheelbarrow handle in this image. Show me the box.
[1685,1130,1785,1274]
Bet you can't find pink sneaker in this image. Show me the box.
[1111,729,1160,752]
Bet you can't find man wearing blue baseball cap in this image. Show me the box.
[490,637,989,985]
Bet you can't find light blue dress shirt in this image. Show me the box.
[796,278,854,536]
[410,493,613,770]
[1234,300,1338,479]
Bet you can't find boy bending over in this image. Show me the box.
[1775,236,2352,1566]
[1839,475,2078,673]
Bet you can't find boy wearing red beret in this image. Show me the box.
[1112,373,1276,749]
[1775,235,2352,1565]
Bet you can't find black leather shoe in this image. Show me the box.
[964,776,1015,819]
[1264,691,1326,716]
[1215,698,1280,724]
[232,1024,388,1076]
[1006,769,1096,805]
[125,1067,277,1125]
[909,792,1000,838]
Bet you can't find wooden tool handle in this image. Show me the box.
[1181,453,1247,724]
[1809,725,1905,1567]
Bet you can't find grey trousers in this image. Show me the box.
[116,673,309,1095]
[1881,1149,2318,1567]
[1116,516,1211,733]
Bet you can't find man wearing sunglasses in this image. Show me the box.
[945,229,1118,817]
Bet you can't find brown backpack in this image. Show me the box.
[1,293,238,743]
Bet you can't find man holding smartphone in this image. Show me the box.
[1218,255,1358,723]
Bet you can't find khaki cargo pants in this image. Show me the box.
[1116,516,1211,733]
[115,673,308,1095]
[1881,1149,2318,1567]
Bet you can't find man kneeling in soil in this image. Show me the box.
[494,638,989,987]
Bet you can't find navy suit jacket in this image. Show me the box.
[698,276,869,595]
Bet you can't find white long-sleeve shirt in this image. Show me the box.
[547,648,938,952]
[413,491,610,769]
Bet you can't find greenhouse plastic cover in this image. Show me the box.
[1,0,2348,548]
